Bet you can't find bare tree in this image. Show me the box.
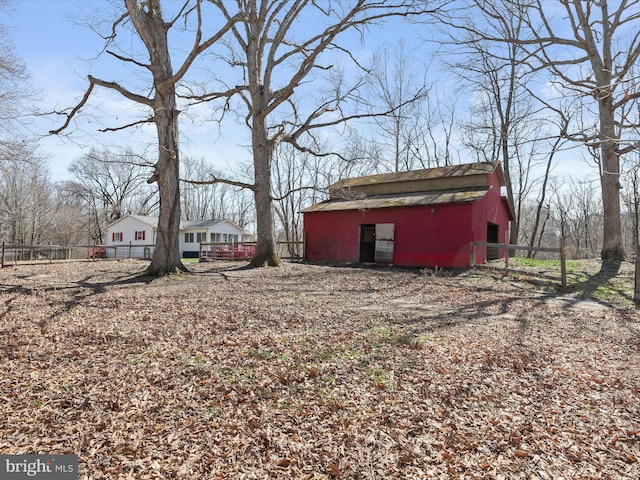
[621,121,640,251]
[366,40,430,172]
[553,178,602,259]
[188,0,439,267]
[49,0,240,275]
[50,187,92,246]
[454,0,640,261]
[0,149,53,246]
[417,87,460,168]
[0,0,29,129]
[441,0,550,246]
[181,155,254,228]
[64,148,155,243]
[271,143,326,256]
[525,136,563,256]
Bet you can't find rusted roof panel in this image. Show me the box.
[301,188,489,213]
[333,161,500,189]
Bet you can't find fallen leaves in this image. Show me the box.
[0,259,639,479]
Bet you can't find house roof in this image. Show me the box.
[301,188,490,213]
[106,214,159,229]
[182,219,225,229]
[333,161,503,190]
[106,215,245,232]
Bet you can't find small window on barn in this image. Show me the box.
[184,232,194,243]
[112,232,123,242]
[135,231,145,241]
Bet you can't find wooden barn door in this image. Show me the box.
[374,223,395,263]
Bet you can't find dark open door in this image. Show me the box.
[359,225,376,262]
[487,223,499,260]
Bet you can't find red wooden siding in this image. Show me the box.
[303,170,512,268]
[304,203,476,267]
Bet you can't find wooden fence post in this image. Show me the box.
[303,232,307,262]
[1,241,4,268]
[504,243,509,274]
[469,242,475,267]
[560,238,567,288]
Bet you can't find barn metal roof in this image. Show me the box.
[333,161,501,189]
[301,188,490,213]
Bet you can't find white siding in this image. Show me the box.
[105,216,155,259]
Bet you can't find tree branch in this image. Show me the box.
[181,175,255,191]
[271,185,324,202]
[107,49,151,69]
[49,82,96,135]
[98,117,155,132]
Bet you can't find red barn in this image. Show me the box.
[302,161,514,268]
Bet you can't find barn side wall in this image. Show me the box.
[470,181,512,264]
[304,182,512,268]
[304,203,479,268]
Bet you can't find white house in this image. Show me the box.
[104,215,247,259]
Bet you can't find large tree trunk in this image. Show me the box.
[145,105,187,275]
[128,0,187,276]
[599,95,625,262]
[250,114,282,267]
[245,10,281,269]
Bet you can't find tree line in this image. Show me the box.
[3,139,639,265]
[2,0,639,273]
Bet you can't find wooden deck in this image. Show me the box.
[200,243,257,260]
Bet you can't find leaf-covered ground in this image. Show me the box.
[1,260,639,479]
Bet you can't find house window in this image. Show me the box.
[185,232,194,243]
[135,231,146,241]
[211,233,221,243]
[230,234,239,243]
[223,234,228,242]
[196,232,207,243]
[112,232,123,242]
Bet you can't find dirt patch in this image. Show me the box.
[1,260,639,479]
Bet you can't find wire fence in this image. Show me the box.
[469,240,567,288]
[0,242,98,266]
[0,240,306,267]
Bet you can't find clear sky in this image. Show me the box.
[10,1,107,180]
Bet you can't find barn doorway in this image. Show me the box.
[359,223,395,263]
[486,223,499,260]
[359,224,376,262]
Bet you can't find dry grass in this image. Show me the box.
[1,259,639,479]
